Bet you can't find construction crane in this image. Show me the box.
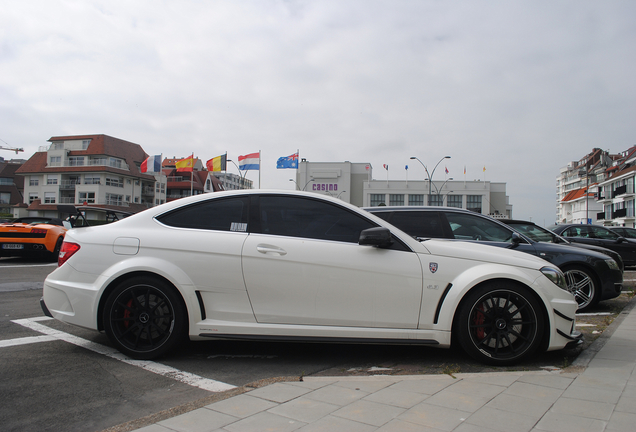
[0,138,24,154]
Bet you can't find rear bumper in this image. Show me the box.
[40,297,53,317]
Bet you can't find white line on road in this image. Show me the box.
[0,263,58,268]
[11,317,236,393]
[0,335,57,347]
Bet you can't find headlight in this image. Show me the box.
[541,266,567,291]
[606,259,620,271]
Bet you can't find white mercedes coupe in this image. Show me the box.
[42,190,582,365]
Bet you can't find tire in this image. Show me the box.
[48,237,64,262]
[562,266,598,312]
[103,276,187,359]
[455,281,544,366]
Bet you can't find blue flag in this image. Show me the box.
[277,152,299,169]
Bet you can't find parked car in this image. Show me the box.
[366,207,622,311]
[550,224,636,268]
[0,217,67,261]
[501,220,625,271]
[41,190,581,365]
[607,226,636,239]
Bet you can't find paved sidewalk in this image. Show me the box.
[134,301,636,432]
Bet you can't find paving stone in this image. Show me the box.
[464,406,538,432]
[247,382,313,403]
[376,418,446,431]
[223,411,306,432]
[446,378,507,399]
[516,373,574,390]
[606,410,636,431]
[294,415,377,432]
[332,399,405,426]
[485,393,553,417]
[560,384,622,404]
[503,381,564,403]
[268,397,340,423]
[398,401,471,431]
[333,378,396,393]
[424,389,491,413]
[388,376,456,395]
[549,397,614,421]
[205,394,277,418]
[157,407,237,432]
[363,386,429,409]
[534,410,606,432]
[303,383,369,406]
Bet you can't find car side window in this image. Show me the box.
[156,197,249,232]
[382,211,446,238]
[592,227,620,240]
[445,213,513,242]
[565,226,593,238]
[258,195,376,243]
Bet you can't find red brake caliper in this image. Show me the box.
[123,299,133,328]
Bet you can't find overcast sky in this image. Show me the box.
[1,0,634,225]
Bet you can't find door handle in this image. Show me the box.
[256,244,287,256]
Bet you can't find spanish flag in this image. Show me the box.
[176,155,194,172]
[206,154,226,172]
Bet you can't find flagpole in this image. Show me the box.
[258,150,261,189]
[190,152,194,196]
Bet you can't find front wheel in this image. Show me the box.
[103,276,187,359]
[455,282,544,366]
[562,266,598,312]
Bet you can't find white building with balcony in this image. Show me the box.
[15,135,166,219]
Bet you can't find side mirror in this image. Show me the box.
[511,232,523,245]
[359,227,393,247]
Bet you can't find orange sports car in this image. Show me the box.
[0,217,67,261]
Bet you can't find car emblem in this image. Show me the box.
[429,263,438,273]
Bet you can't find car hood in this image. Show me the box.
[418,238,555,270]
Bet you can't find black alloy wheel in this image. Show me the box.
[456,282,544,366]
[103,276,187,359]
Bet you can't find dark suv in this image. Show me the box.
[366,206,622,311]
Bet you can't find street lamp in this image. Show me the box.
[578,170,589,224]
[289,178,314,191]
[225,159,247,189]
[410,155,451,205]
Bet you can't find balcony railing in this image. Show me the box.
[613,185,627,198]
[59,180,81,190]
[613,208,627,218]
[597,212,606,220]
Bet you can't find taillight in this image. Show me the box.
[31,228,48,235]
[58,242,80,266]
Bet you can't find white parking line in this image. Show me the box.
[0,263,58,268]
[11,317,236,393]
[0,335,57,348]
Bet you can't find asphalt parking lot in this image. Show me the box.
[1,258,634,431]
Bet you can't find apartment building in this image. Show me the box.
[557,147,636,227]
[14,135,166,219]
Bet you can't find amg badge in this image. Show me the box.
[429,262,438,273]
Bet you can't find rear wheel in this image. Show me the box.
[48,237,63,262]
[562,266,598,312]
[456,282,544,366]
[103,276,187,359]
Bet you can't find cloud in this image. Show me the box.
[1,0,634,224]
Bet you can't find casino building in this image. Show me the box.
[296,161,512,218]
